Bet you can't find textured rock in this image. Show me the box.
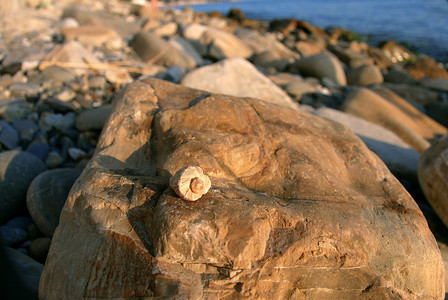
[0,151,46,224]
[75,104,113,131]
[290,52,347,86]
[342,88,436,153]
[418,136,448,229]
[27,168,82,237]
[314,107,420,181]
[40,78,444,299]
[181,58,297,109]
[347,64,383,86]
[406,56,448,80]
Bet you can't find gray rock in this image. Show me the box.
[75,104,113,131]
[2,246,44,298]
[347,64,384,86]
[130,31,197,70]
[290,52,347,86]
[382,82,439,105]
[40,66,77,82]
[26,141,49,161]
[67,147,86,161]
[0,120,19,149]
[171,37,203,66]
[0,151,46,224]
[384,67,416,84]
[0,226,28,246]
[285,79,318,100]
[105,69,133,85]
[6,216,32,230]
[27,168,82,237]
[201,27,253,60]
[9,82,41,99]
[45,151,63,169]
[0,99,34,122]
[12,119,38,143]
[420,78,448,92]
[29,237,51,264]
[39,112,76,132]
[181,58,297,109]
[315,107,420,181]
[328,44,371,68]
[164,66,185,83]
[88,75,106,89]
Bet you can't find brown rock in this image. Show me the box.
[40,79,444,299]
[62,25,120,47]
[418,135,448,229]
[380,40,414,63]
[406,56,448,81]
[347,64,383,86]
[342,88,432,153]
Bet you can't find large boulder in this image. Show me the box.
[40,79,444,299]
[418,135,448,228]
[181,58,297,109]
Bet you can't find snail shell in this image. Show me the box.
[169,166,211,201]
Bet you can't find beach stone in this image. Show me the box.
[328,44,371,68]
[0,226,28,246]
[0,0,24,14]
[9,82,41,99]
[420,77,448,92]
[39,112,76,132]
[130,31,197,70]
[59,17,79,29]
[0,99,34,122]
[62,25,120,47]
[171,37,203,66]
[68,147,86,161]
[252,51,291,71]
[6,216,32,231]
[384,67,416,84]
[314,107,420,181]
[295,40,323,57]
[152,22,178,37]
[75,104,113,131]
[0,120,19,149]
[290,52,347,86]
[347,64,383,86]
[26,141,49,161]
[3,246,44,298]
[380,40,414,63]
[40,78,444,299]
[45,151,63,169]
[29,237,52,264]
[40,66,77,82]
[88,75,106,89]
[27,168,82,237]
[181,58,297,109]
[0,150,46,224]
[342,88,434,153]
[427,102,448,128]
[105,69,133,85]
[164,66,186,83]
[285,79,318,100]
[382,82,439,105]
[406,56,448,80]
[418,135,448,229]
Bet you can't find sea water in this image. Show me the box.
[174,0,448,61]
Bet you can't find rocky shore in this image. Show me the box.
[0,0,447,298]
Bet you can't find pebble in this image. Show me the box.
[29,237,52,264]
[0,120,19,149]
[0,150,46,224]
[0,99,34,122]
[26,168,83,237]
[0,226,28,246]
[26,141,50,161]
[75,105,113,131]
[12,119,39,143]
[39,112,76,132]
[68,147,86,161]
[45,151,63,168]
[9,82,41,99]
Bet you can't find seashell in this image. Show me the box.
[169,166,211,201]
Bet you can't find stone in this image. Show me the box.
[347,64,383,86]
[285,79,318,101]
[105,69,133,85]
[406,56,448,80]
[62,25,120,47]
[6,216,32,231]
[427,102,448,128]
[0,226,28,246]
[384,67,416,84]
[290,52,347,86]
[182,25,253,60]
[181,58,297,109]
[152,22,178,37]
[420,78,448,92]
[130,31,197,70]
[252,51,291,71]
[342,88,439,153]
[0,0,24,14]
[68,147,86,161]
[0,99,34,122]
[382,82,439,106]
[9,82,41,99]
[45,151,63,169]
[40,41,101,76]
[29,237,52,264]
[314,107,420,181]
[171,37,203,67]
[418,135,448,229]
[0,120,19,149]
[40,66,77,82]
[295,40,323,57]
[27,168,82,237]
[26,141,49,161]
[88,75,107,89]
[0,150,46,224]
[39,112,76,132]
[379,40,414,63]
[3,246,44,298]
[59,17,80,29]
[40,78,444,299]
[328,44,371,68]
[164,66,185,83]
[75,104,113,131]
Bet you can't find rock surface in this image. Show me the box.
[26,168,83,237]
[418,136,448,229]
[0,151,46,224]
[40,78,444,299]
[181,58,297,109]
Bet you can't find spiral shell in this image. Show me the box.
[169,166,211,201]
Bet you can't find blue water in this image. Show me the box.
[174,0,448,61]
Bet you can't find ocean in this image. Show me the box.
[173,0,448,61]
